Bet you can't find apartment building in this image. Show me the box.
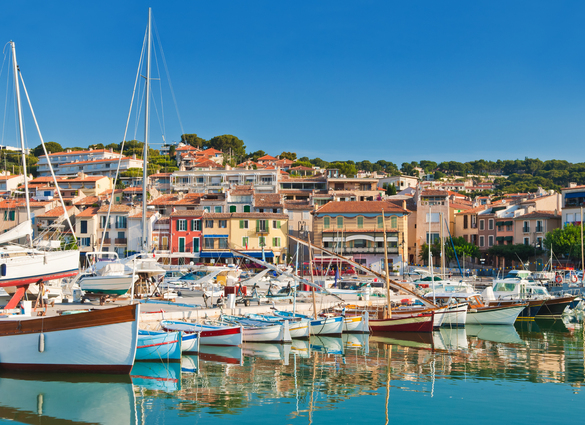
[37,149,142,177]
[312,201,409,274]
[172,168,280,194]
[169,210,204,264]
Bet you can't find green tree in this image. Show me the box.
[386,184,397,196]
[247,150,265,162]
[33,141,63,157]
[280,151,297,161]
[208,135,246,158]
[329,161,357,177]
[292,161,313,168]
[88,143,104,150]
[180,134,206,148]
[445,237,480,263]
[543,224,583,260]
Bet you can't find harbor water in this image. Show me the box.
[1,318,584,424]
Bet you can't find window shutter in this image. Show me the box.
[176,220,179,231]
[277,221,281,229]
[240,220,244,229]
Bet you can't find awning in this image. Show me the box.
[505,236,513,241]
[203,234,229,238]
[565,192,585,199]
[496,236,504,241]
[199,251,275,259]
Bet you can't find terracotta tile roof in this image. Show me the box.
[200,148,223,155]
[281,190,314,196]
[202,213,232,219]
[254,194,283,208]
[59,176,105,182]
[170,209,205,217]
[98,205,132,213]
[129,211,158,219]
[421,189,448,197]
[229,188,254,195]
[257,155,277,161]
[156,217,170,224]
[58,157,137,166]
[149,194,179,205]
[289,166,314,171]
[191,159,222,168]
[237,160,258,167]
[76,206,100,217]
[176,145,197,151]
[450,202,473,210]
[562,185,585,191]
[284,201,313,210]
[149,173,172,178]
[37,206,76,218]
[74,196,100,206]
[123,187,143,193]
[41,148,117,157]
[455,205,489,215]
[315,201,408,215]
[0,175,22,180]
[29,201,53,207]
[514,210,561,219]
[202,212,288,220]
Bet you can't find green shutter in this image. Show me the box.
[277,220,281,229]
[176,220,179,231]
[244,205,250,212]
[240,220,244,229]
[230,205,236,213]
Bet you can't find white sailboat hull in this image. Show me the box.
[310,316,344,336]
[466,305,526,325]
[440,303,468,327]
[243,321,291,342]
[79,274,137,295]
[343,314,370,333]
[0,304,139,373]
[289,319,310,338]
[0,249,79,288]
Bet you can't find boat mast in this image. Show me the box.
[10,42,32,243]
[429,206,435,304]
[381,209,391,319]
[581,206,584,285]
[142,8,152,253]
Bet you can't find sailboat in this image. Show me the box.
[0,42,80,310]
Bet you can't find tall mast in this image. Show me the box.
[142,8,152,252]
[381,209,391,319]
[10,42,32,235]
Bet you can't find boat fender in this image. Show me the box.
[0,263,5,277]
[571,274,578,283]
[38,333,45,353]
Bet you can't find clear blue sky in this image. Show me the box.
[2,0,585,166]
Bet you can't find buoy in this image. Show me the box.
[571,274,578,283]
[38,333,45,353]
[555,275,562,284]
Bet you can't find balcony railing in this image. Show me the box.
[115,238,127,245]
[535,226,544,233]
[103,238,111,244]
[523,227,530,233]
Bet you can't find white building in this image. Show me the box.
[37,148,143,177]
[172,169,280,194]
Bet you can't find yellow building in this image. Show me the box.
[201,212,289,264]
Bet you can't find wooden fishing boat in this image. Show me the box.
[220,314,292,343]
[488,299,544,321]
[160,320,242,346]
[180,331,201,353]
[0,304,139,373]
[246,313,310,338]
[369,312,434,333]
[342,313,370,333]
[274,311,344,336]
[136,330,182,361]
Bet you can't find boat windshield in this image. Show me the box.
[493,282,516,292]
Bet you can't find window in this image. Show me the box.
[324,217,330,229]
[229,205,236,213]
[80,237,90,247]
[117,231,125,239]
[203,206,210,213]
[242,236,249,248]
[205,238,214,249]
[337,216,343,228]
[488,235,494,247]
[390,216,397,228]
[524,237,530,246]
[243,205,251,213]
[205,220,214,228]
[80,220,88,234]
[100,216,110,229]
[214,206,222,213]
[219,220,227,228]
[377,216,383,228]
[115,216,127,229]
[178,237,185,253]
[272,220,281,229]
[463,215,468,229]
[218,238,228,249]
[536,220,543,232]
[259,236,266,246]
[479,235,485,247]
[239,220,249,229]
[488,219,494,230]
[479,220,485,231]
[426,233,440,244]
[191,219,201,231]
[357,217,364,229]
[177,219,187,231]
[523,221,530,233]
[257,220,268,232]
[273,237,281,247]
[426,213,440,223]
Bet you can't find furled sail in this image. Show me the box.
[0,220,33,244]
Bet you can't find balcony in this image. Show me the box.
[115,238,127,245]
[103,238,111,244]
[522,227,530,233]
[535,226,544,233]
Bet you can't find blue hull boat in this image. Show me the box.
[136,330,182,362]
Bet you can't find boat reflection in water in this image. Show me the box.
[310,336,344,355]
[370,332,434,350]
[198,345,243,365]
[342,333,370,353]
[433,327,469,351]
[0,372,135,424]
[131,362,181,392]
[290,338,311,358]
[181,355,199,374]
[466,325,524,344]
[243,342,291,363]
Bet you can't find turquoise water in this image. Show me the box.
[1,319,584,424]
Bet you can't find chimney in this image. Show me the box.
[132,154,137,160]
[569,182,577,188]
[402,200,406,209]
